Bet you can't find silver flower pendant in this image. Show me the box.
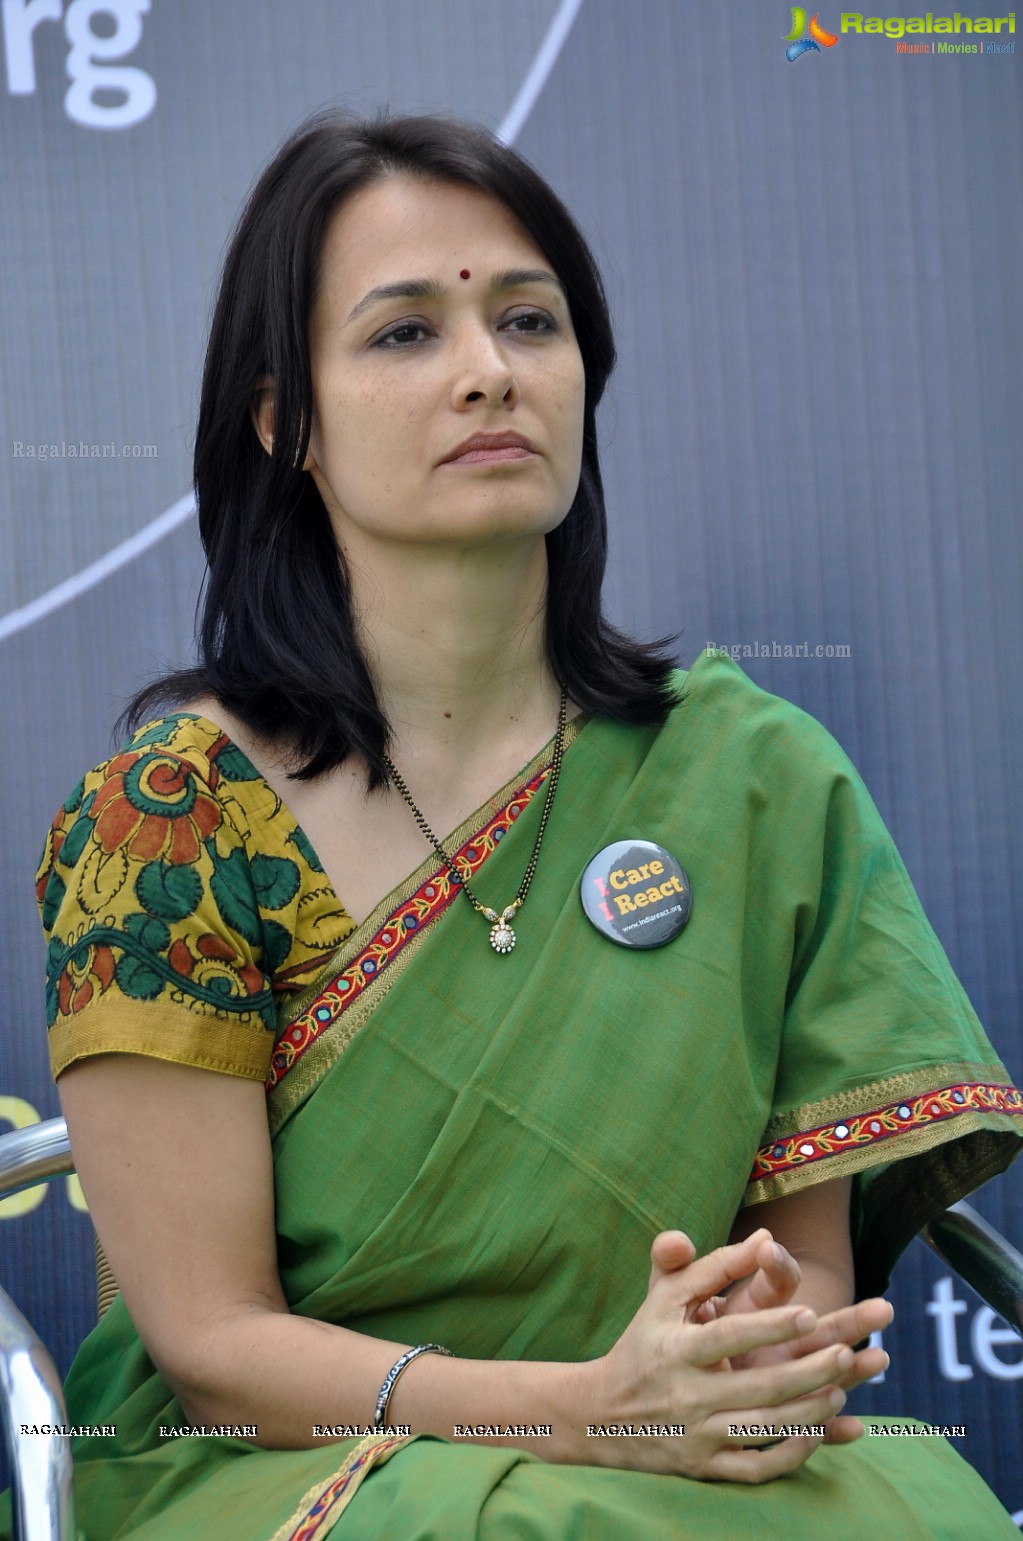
[485,904,519,954]
[490,920,516,953]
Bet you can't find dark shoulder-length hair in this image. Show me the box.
[125,110,677,783]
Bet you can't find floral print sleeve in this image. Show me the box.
[36,715,355,1082]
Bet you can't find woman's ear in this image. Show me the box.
[251,378,316,471]
[251,378,275,456]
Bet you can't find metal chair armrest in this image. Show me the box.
[0,1120,73,1200]
[0,1287,77,1541]
[0,1117,77,1541]
[921,1199,1023,1339]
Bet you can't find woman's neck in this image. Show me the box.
[348,534,563,777]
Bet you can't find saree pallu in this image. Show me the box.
[8,653,1022,1537]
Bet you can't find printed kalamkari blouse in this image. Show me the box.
[37,714,355,1082]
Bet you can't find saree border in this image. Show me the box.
[267,718,585,1131]
[744,1061,1023,1203]
[269,1434,414,1541]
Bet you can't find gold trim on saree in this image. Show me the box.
[269,1433,416,1541]
[743,1060,1023,1203]
[267,718,585,1133]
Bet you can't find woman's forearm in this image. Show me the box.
[729,1178,856,1318]
[788,1252,854,1317]
[174,1303,595,1460]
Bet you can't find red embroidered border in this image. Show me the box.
[286,1435,407,1541]
[749,1081,1023,1183]
[267,765,552,1091]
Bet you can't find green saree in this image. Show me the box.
[10,650,1023,1537]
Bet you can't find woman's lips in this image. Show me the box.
[445,445,534,465]
[440,432,536,466]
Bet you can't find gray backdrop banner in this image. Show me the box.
[1,0,1020,1519]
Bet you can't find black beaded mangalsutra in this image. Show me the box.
[383,688,568,954]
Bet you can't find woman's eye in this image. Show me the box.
[375,321,431,348]
[503,310,556,336]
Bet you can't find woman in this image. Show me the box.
[17,112,1023,1538]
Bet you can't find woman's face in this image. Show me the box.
[300,174,586,557]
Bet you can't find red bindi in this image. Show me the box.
[459,269,470,280]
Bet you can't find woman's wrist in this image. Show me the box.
[386,1346,603,1464]
[374,1343,453,1429]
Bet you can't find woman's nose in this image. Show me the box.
[450,326,519,409]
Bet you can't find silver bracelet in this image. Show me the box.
[374,1343,452,1430]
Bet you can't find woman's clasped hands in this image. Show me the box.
[580,1227,892,1482]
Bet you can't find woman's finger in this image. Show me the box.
[822,1413,866,1445]
[683,1303,820,1368]
[831,1345,889,1390]
[694,1336,857,1412]
[716,1382,849,1443]
[690,1295,726,1325]
[786,1297,893,1358]
[729,1343,855,1410]
[707,1432,823,1485]
[647,1230,697,1291]
[728,1235,801,1311]
[652,1228,786,1313]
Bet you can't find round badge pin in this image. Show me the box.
[580,840,692,949]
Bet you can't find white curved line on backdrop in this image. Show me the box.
[496,0,586,144]
[0,0,586,644]
[0,493,197,642]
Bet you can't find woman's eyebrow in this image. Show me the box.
[491,267,564,295]
[344,268,564,326]
[344,278,442,325]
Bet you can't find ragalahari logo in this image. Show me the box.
[785,9,840,58]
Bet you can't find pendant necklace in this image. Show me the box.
[383,687,568,955]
